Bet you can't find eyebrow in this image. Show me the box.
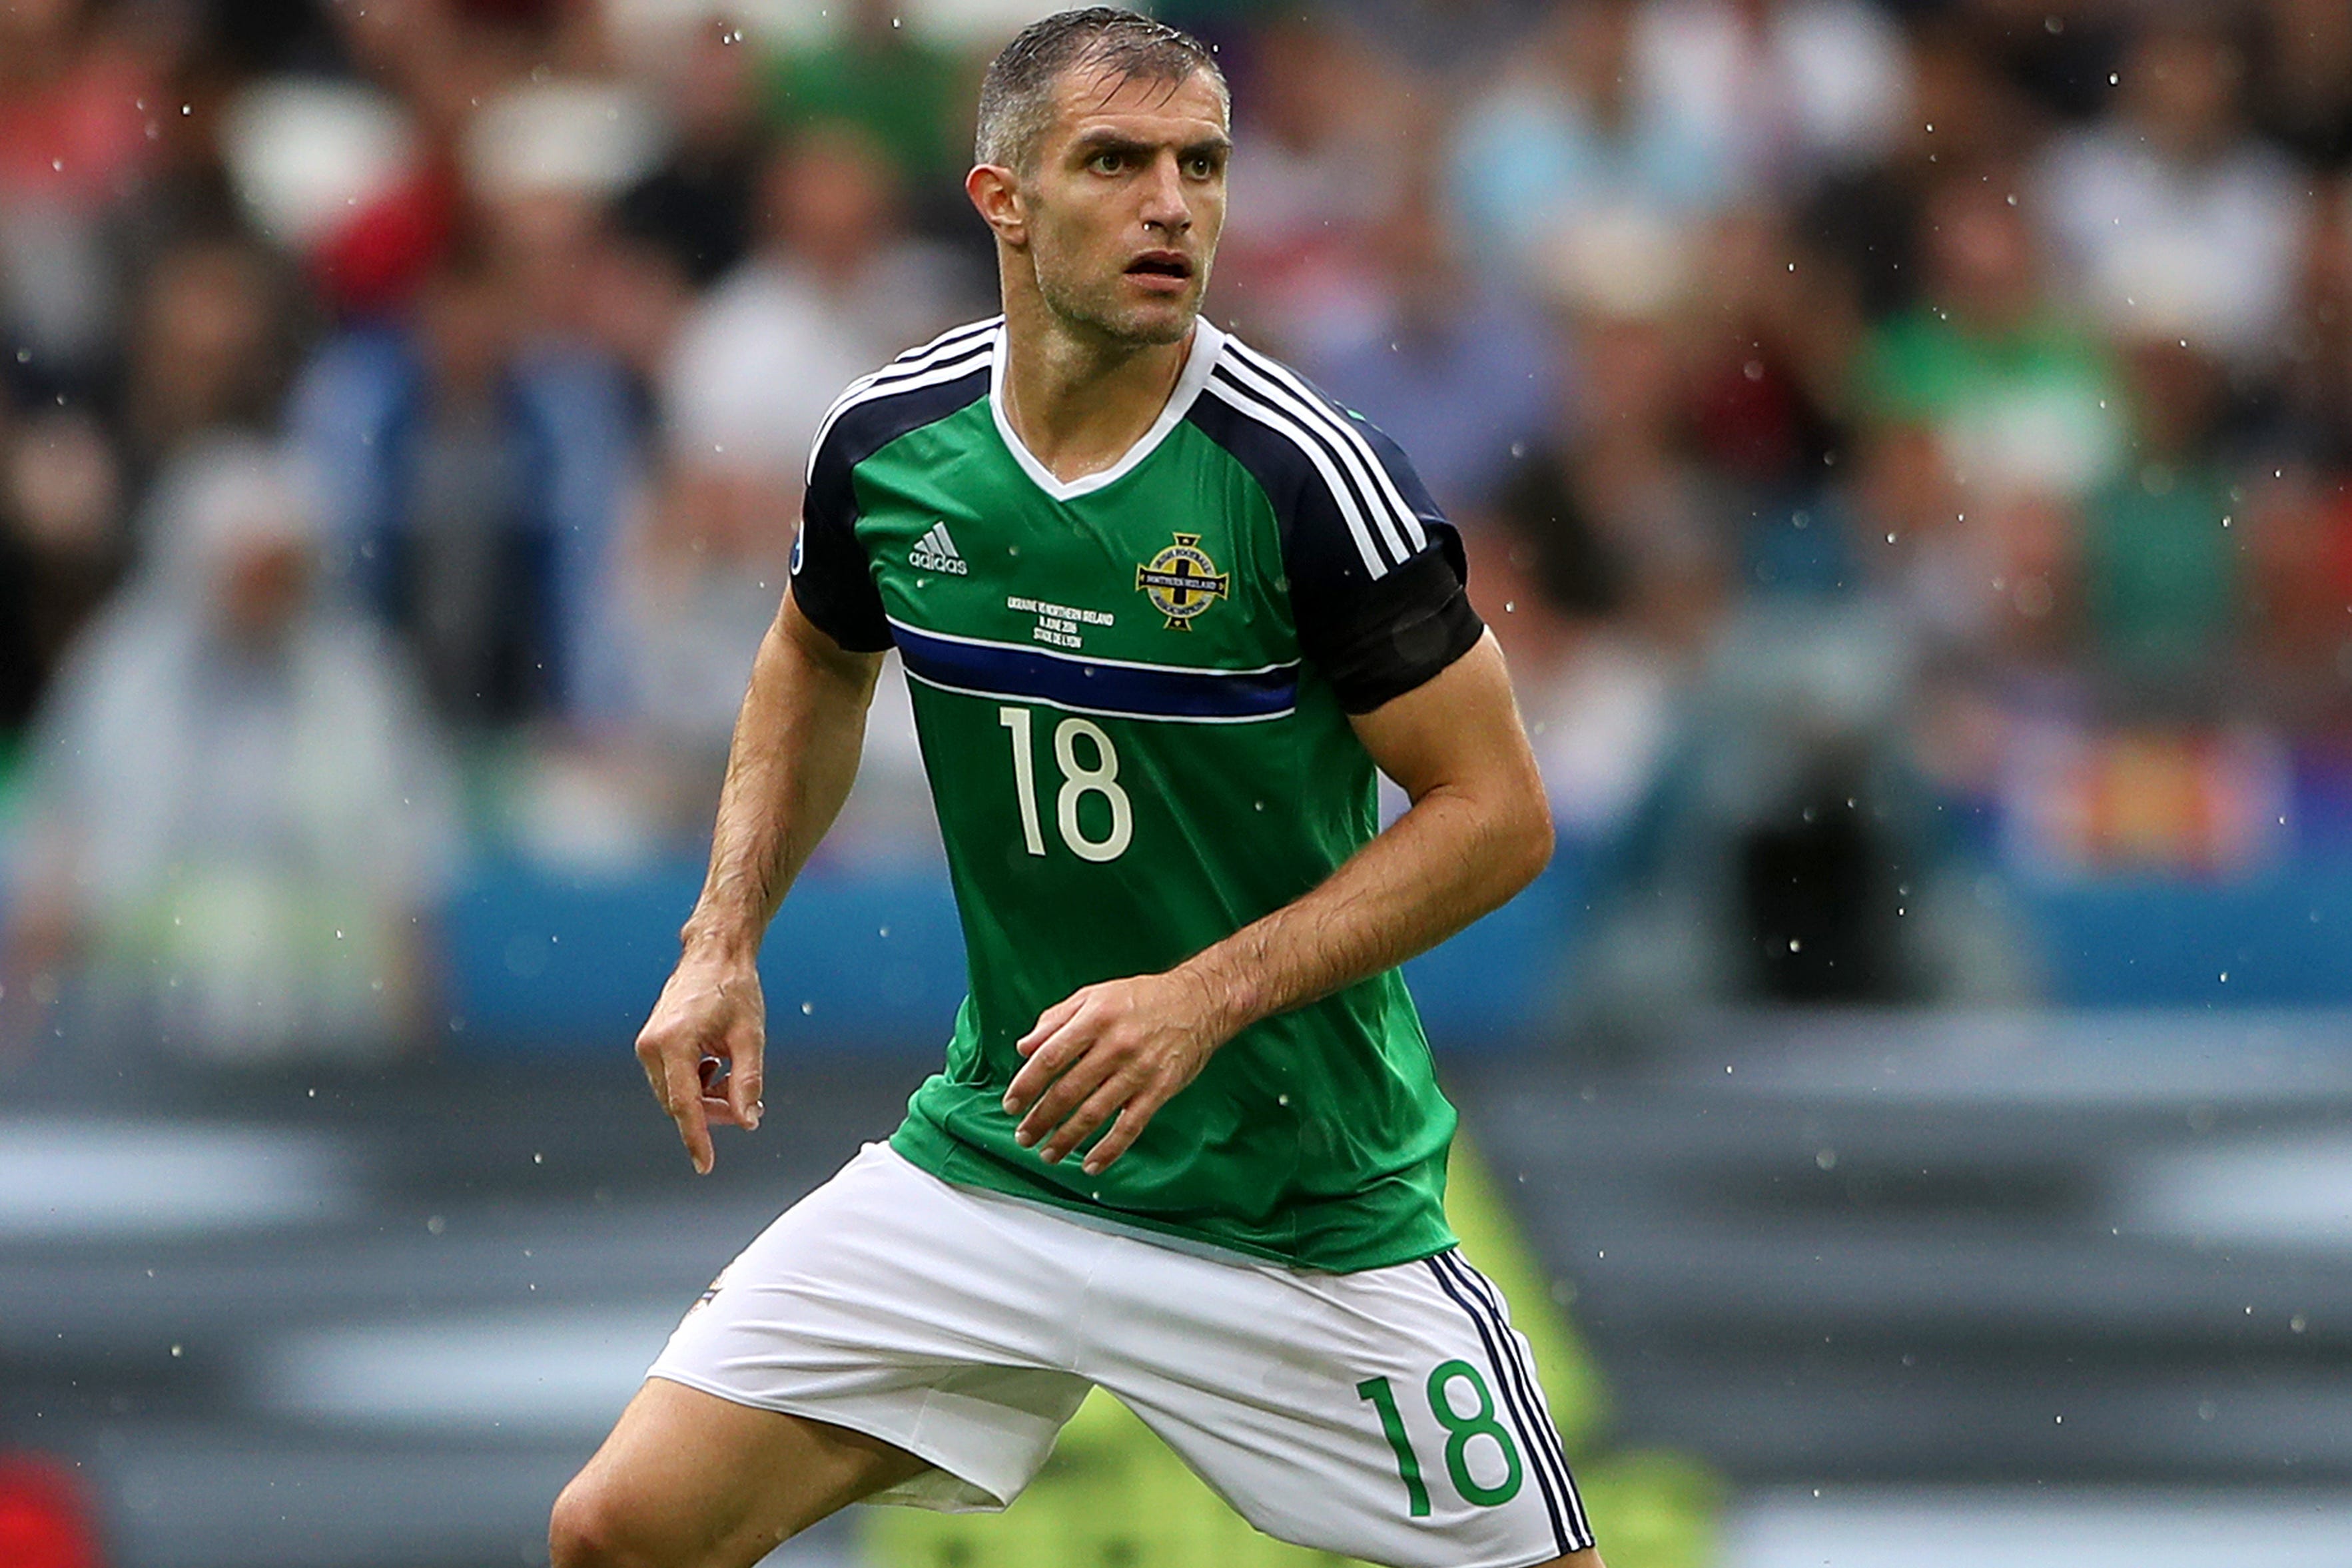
[1070,130,1233,161]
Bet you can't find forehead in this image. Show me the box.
[1043,65,1228,150]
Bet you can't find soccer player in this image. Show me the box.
[552,10,1601,1568]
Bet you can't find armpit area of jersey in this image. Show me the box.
[1308,548,1485,714]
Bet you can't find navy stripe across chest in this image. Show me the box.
[889,618,1298,724]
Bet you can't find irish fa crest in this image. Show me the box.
[1136,532,1230,631]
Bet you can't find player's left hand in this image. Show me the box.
[1004,969,1232,1175]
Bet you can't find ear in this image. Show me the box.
[967,163,1028,247]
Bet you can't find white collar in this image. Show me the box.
[988,317,1226,502]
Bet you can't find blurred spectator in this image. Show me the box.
[216,73,458,320]
[332,0,595,152]
[1329,0,1549,85]
[1523,226,1737,649]
[1637,0,1912,200]
[1962,0,2130,123]
[2251,0,2352,171]
[2079,334,2243,697]
[1854,170,2124,656]
[761,0,971,232]
[1450,0,1732,295]
[1681,206,1858,593]
[2273,177,2352,468]
[614,446,937,855]
[0,0,167,387]
[1300,191,1561,518]
[2243,182,2352,727]
[2239,463,2352,733]
[118,234,302,495]
[616,21,769,288]
[0,412,125,739]
[1212,15,1416,358]
[3,440,456,1065]
[464,70,666,334]
[609,458,789,817]
[660,123,971,488]
[2032,11,2311,369]
[290,234,638,729]
[1471,520,1683,844]
[601,121,967,844]
[574,222,698,414]
[297,0,629,322]
[1801,16,2044,321]
[597,445,936,865]
[1485,242,1733,841]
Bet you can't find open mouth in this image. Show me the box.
[1126,253,1193,280]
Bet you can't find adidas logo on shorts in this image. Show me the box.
[911,522,969,576]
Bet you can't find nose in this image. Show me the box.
[1140,151,1192,236]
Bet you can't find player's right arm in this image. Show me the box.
[635,591,883,1175]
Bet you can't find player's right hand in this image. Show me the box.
[634,954,766,1176]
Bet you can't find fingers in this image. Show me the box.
[1017,991,1088,1057]
[1035,1073,1136,1166]
[687,1037,764,1133]
[1016,1051,1122,1154]
[1080,1102,1155,1176]
[1002,977,1212,1174]
[693,1053,745,1130]
[657,1046,714,1174]
[635,960,768,1175]
[725,1024,765,1131]
[1005,999,1094,1116]
[635,1036,671,1112]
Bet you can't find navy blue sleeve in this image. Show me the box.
[788,422,892,653]
[1285,418,1483,713]
[787,337,995,653]
[1191,351,1483,713]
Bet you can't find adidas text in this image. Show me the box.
[911,522,969,576]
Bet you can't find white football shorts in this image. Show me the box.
[647,1142,1595,1568]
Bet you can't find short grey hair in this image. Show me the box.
[974,7,1227,175]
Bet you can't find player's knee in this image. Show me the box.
[548,1472,667,1568]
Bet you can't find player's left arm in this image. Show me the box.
[1004,629,1551,1173]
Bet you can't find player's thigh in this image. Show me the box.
[1091,1244,1597,1568]
[551,1375,927,1568]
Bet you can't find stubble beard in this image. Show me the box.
[1033,248,1202,350]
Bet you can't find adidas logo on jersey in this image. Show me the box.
[910,522,969,576]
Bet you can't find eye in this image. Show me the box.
[1184,153,1218,178]
[1090,149,1126,174]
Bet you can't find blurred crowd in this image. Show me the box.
[5,0,2352,1057]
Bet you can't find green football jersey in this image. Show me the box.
[789,316,1486,1272]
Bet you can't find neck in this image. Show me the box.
[998,282,1194,484]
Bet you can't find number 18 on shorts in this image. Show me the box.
[1360,1359,1529,1515]
[1325,1253,1594,1564]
